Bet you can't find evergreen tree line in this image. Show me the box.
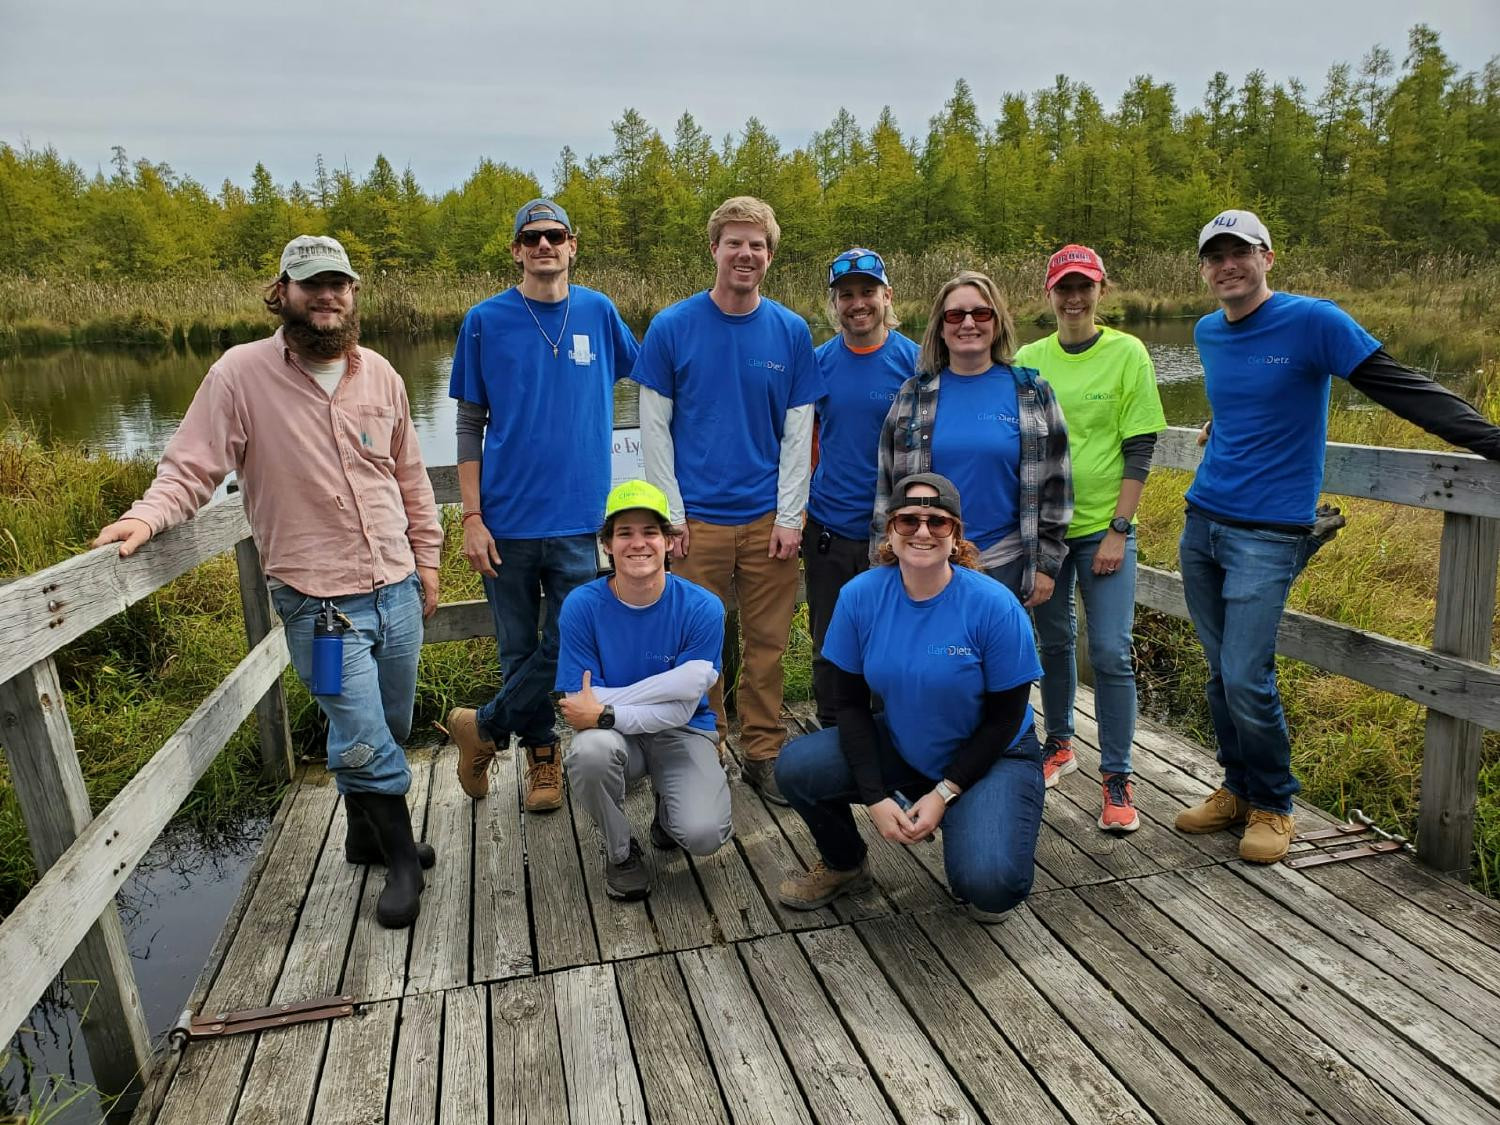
[1,25,1495,283]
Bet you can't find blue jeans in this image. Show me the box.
[273,573,424,796]
[775,719,1045,914]
[1034,528,1138,776]
[1179,510,1321,815]
[478,535,598,749]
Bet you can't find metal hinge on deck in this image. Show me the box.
[1284,808,1414,869]
[169,995,356,1047]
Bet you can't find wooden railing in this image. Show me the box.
[1,438,1498,1111]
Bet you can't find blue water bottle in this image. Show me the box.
[311,603,345,696]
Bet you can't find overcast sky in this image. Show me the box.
[2,0,1496,195]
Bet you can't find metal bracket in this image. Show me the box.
[1285,808,1414,868]
[169,995,356,1047]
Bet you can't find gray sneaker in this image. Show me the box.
[743,757,789,806]
[605,838,650,901]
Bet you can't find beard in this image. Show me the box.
[282,304,360,359]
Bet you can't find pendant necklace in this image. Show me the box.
[521,287,571,358]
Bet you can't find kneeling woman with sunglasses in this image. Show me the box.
[776,473,1046,919]
[874,271,1072,608]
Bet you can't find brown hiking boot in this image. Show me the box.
[778,859,872,911]
[449,707,498,800]
[1174,786,1251,834]
[1241,809,1296,863]
[524,742,564,812]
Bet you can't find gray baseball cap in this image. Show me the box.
[512,198,572,238]
[891,472,963,521]
[1197,209,1273,253]
[278,235,360,281]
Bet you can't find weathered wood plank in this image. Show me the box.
[1029,889,1334,1123]
[727,781,837,931]
[685,816,782,943]
[420,598,492,644]
[569,773,660,962]
[406,750,476,995]
[738,934,899,1125]
[1032,822,1115,888]
[798,927,979,1123]
[441,985,489,1125]
[1134,871,1500,1125]
[0,493,252,684]
[1040,780,1165,879]
[521,733,600,972]
[0,657,150,1097]
[853,917,1062,1123]
[231,1022,326,1125]
[632,779,716,952]
[1351,853,1500,954]
[1419,511,1500,874]
[554,964,648,1125]
[615,956,730,1125]
[234,535,293,783]
[341,750,436,1002]
[387,992,442,1125]
[0,629,288,1054]
[916,909,1151,1125]
[472,741,532,982]
[677,946,812,1125]
[492,976,567,1125]
[308,998,399,1125]
[984,906,1241,1123]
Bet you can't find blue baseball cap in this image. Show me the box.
[828,248,889,287]
[513,198,572,238]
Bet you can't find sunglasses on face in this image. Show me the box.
[830,252,884,278]
[517,228,571,247]
[941,306,996,325]
[890,512,956,536]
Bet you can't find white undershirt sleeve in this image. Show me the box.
[776,403,814,529]
[637,385,685,525]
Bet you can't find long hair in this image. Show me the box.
[917,270,1017,375]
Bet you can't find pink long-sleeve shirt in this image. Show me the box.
[125,328,443,598]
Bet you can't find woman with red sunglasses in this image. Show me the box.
[775,473,1045,920]
[872,271,1072,609]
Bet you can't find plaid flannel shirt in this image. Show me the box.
[871,364,1073,599]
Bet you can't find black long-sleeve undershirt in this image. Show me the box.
[1348,349,1500,460]
[831,666,1033,805]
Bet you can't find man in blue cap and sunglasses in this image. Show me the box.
[447,199,640,814]
[806,248,919,726]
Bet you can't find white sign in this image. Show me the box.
[611,426,644,487]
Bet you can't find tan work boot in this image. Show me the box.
[1240,809,1296,863]
[778,859,872,910]
[1175,786,1250,834]
[524,742,564,812]
[449,707,498,800]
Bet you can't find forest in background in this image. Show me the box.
[1,25,1495,285]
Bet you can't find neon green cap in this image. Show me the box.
[604,479,671,521]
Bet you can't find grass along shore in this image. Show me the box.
[0,362,1496,908]
[2,247,1497,371]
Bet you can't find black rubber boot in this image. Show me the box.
[347,792,426,929]
[343,796,435,869]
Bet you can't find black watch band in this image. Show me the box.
[597,704,615,730]
[1109,516,1132,534]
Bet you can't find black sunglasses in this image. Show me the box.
[518,228,571,247]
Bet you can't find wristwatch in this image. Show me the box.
[597,704,616,730]
[935,780,959,805]
[1109,516,1132,535]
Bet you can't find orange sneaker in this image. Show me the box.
[1098,773,1140,833]
[1041,736,1077,788]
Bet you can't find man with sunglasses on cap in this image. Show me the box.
[96,235,443,930]
[447,199,640,814]
[634,196,823,804]
[1176,208,1500,864]
[806,248,919,728]
[556,479,733,901]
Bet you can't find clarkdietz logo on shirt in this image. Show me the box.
[1247,354,1292,365]
[748,357,787,372]
[927,643,976,657]
[976,411,1019,424]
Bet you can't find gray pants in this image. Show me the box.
[565,726,733,863]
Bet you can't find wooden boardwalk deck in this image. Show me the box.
[131,692,1500,1125]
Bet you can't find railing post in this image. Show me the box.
[0,658,150,1112]
[1418,512,1500,878]
[235,536,294,784]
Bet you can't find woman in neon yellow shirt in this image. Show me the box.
[1013,246,1165,833]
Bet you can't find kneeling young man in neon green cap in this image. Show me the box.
[556,480,733,900]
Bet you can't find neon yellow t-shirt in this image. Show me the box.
[1014,327,1166,538]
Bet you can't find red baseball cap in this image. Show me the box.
[1044,244,1106,291]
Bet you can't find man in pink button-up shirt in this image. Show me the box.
[95,235,442,930]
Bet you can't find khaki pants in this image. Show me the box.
[674,512,800,762]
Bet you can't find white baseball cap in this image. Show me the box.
[1197,209,1273,253]
[278,235,360,281]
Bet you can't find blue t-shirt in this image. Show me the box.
[554,574,724,735]
[449,285,640,538]
[822,565,1041,780]
[1189,292,1379,527]
[810,332,920,539]
[931,367,1022,549]
[632,292,823,524]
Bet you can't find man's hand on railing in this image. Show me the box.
[94,517,153,558]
